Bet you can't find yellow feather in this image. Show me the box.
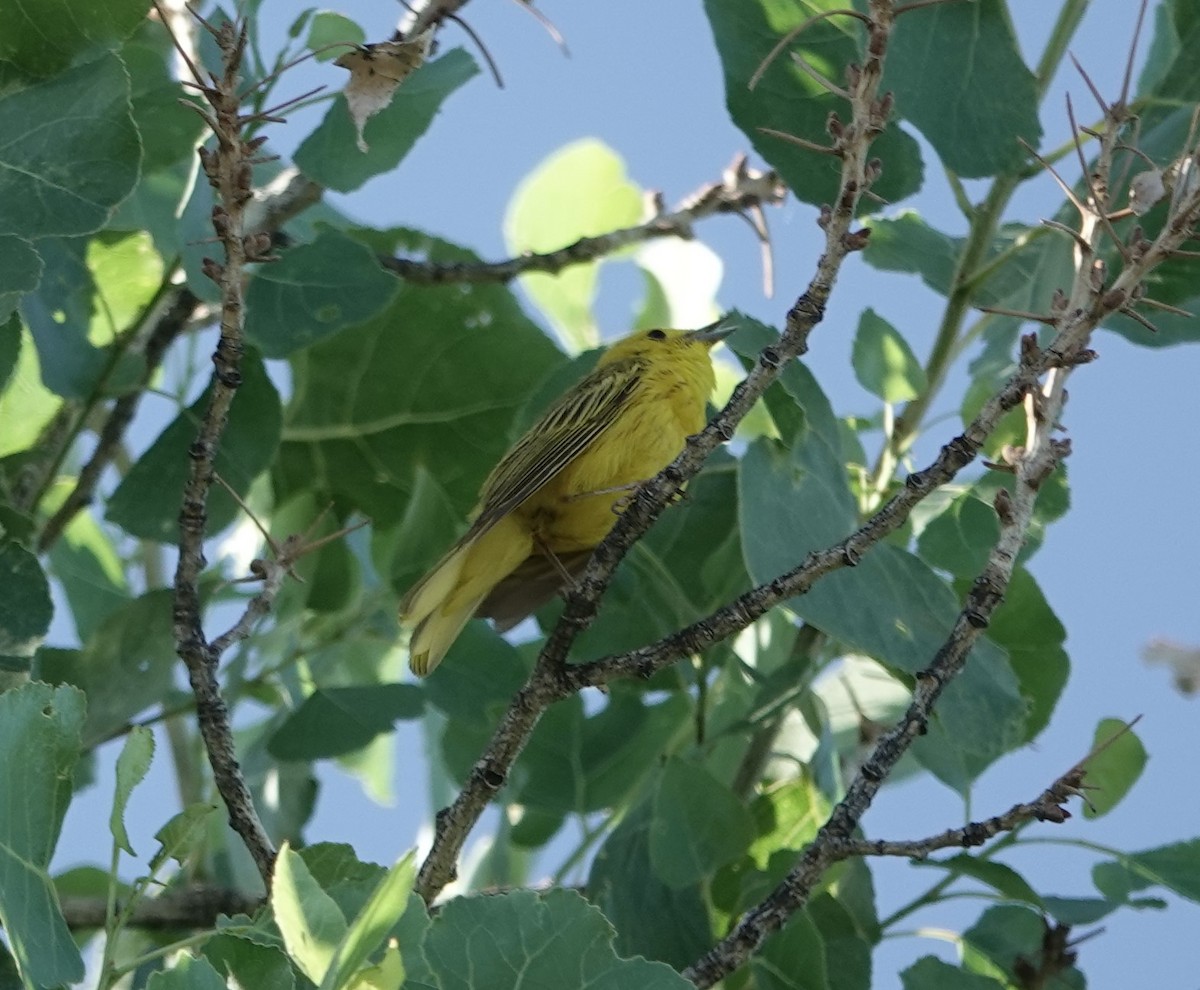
[398,322,731,675]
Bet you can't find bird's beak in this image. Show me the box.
[686,318,737,347]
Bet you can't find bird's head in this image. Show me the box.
[597,319,736,369]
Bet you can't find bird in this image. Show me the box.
[399,320,734,676]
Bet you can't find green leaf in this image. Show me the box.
[1093,839,1200,904]
[737,381,1025,790]
[421,621,530,721]
[588,799,713,968]
[307,12,365,61]
[0,338,75,463]
[863,212,959,295]
[703,0,923,208]
[0,53,140,237]
[752,910,829,990]
[87,230,165,345]
[269,685,424,760]
[809,892,874,990]
[978,567,1067,742]
[633,238,724,332]
[1081,718,1147,819]
[749,776,829,867]
[18,237,106,398]
[278,237,563,527]
[852,308,926,402]
[0,682,87,988]
[424,887,694,990]
[528,686,696,811]
[864,214,1075,321]
[273,844,349,985]
[442,687,689,818]
[913,854,1041,908]
[0,238,42,321]
[122,35,207,171]
[147,953,229,990]
[901,957,1004,990]
[35,589,176,745]
[245,230,399,357]
[345,942,403,990]
[916,488,999,578]
[885,0,1041,177]
[0,313,21,388]
[204,932,296,990]
[649,758,755,889]
[1137,0,1200,103]
[47,504,130,641]
[0,0,150,76]
[110,725,154,855]
[321,851,415,990]
[151,803,219,871]
[107,351,282,541]
[1040,895,1127,925]
[373,464,462,603]
[0,541,52,671]
[299,842,386,899]
[503,139,644,351]
[295,50,479,193]
[294,843,431,987]
[21,231,156,399]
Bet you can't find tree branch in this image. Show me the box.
[165,7,278,887]
[383,155,785,285]
[61,885,260,931]
[841,763,1084,861]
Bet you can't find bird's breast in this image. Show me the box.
[519,375,708,551]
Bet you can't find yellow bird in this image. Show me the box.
[399,320,734,675]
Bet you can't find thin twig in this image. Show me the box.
[842,763,1085,860]
[508,0,569,56]
[61,885,261,931]
[445,12,504,88]
[385,155,786,286]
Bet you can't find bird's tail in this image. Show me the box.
[399,518,531,676]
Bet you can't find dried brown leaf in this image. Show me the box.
[334,31,432,151]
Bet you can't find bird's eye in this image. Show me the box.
[647,329,667,341]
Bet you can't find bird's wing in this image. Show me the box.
[470,358,643,532]
[476,549,593,630]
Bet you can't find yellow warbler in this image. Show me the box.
[399,321,733,675]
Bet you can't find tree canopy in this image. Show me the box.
[1,1,1198,989]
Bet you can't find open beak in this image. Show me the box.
[686,317,737,347]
